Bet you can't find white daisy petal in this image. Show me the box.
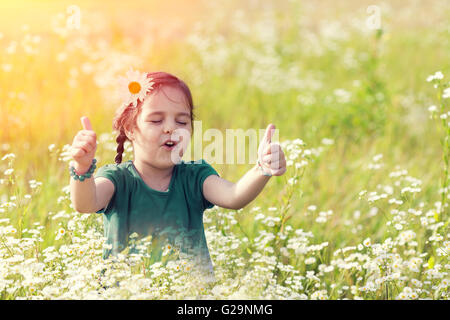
[118,69,155,107]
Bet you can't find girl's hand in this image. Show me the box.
[257,124,287,176]
[70,116,97,172]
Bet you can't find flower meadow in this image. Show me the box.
[0,0,449,299]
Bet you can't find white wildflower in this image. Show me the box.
[426,71,444,82]
[443,87,450,99]
[1,153,16,161]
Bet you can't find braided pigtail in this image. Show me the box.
[115,129,127,164]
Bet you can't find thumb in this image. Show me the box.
[81,116,93,131]
[263,123,276,144]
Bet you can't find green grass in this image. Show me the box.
[0,0,449,299]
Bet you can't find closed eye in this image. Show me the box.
[148,120,187,125]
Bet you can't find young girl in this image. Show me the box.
[69,70,287,281]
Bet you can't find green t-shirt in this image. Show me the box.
[94,159,219,277]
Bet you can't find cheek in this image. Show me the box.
[143,126,159,137]
[149,136,161,147]
[137,129,160,147]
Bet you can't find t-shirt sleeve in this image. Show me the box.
[192,159,220,210]
[94,164,122,214]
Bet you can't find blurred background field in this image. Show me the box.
[0,0,449,299]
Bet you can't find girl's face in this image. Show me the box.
[128,86,192,169]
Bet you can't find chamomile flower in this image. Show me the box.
[55,228,66,240]
[428,105,438,113]
[443,88,450,99]
[409,292,418,299]
[1,153,15,161]
[426,71,444,82]
[118,68,155,107]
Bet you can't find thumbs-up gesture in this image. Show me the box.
[70,116,97,171]
[257,124,286,176]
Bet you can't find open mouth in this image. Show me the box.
[162,140,178,150]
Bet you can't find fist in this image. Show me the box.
[257,124,286,176]
[70,116,97,169]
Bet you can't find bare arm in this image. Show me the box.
[70,162,97,213]
[70,163,116,214]
[203,164,271,210]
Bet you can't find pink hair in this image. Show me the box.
[112,71,195,164]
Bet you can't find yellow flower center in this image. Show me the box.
[128,81,141,94]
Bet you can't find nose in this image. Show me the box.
[163,119,176,134]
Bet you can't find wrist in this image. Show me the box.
[69,159,97,179]
[72,162,91,175]
[256,159,272,177]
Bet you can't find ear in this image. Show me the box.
[123,126,134,141]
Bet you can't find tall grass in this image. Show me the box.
[0,0,448,299]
